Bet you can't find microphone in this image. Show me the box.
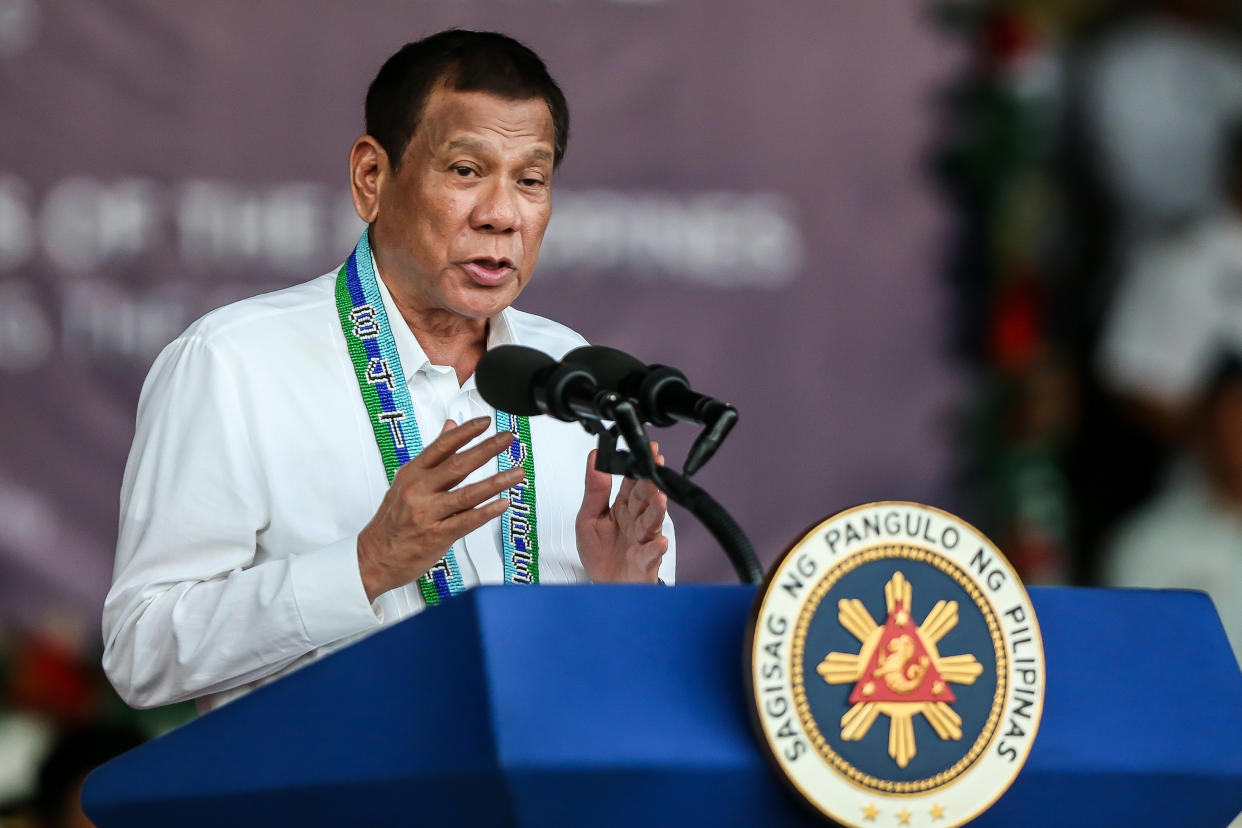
[562,345,733,428]
[475,345,625,423]
[478,346,759,581]
[562,345,737,474]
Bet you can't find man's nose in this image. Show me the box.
[471,179,519,233]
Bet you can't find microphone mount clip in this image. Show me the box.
[579,400,661,483]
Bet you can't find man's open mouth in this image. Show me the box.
[462,258,515,285]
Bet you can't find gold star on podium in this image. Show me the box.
[862,802,879,821]
[896,807,912,825]
[930,803,946,820]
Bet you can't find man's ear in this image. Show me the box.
[349,136,389,223]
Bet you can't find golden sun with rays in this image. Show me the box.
[816,572,984,768]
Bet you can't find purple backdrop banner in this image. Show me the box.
[0,0,960,634]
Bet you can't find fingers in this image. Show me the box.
[444,466,524,515]
[411,430,526,522]
[623,534,670,582]
[614,441,663,502]
[361,418,529,600]
[414,417,491,467]
[615,474,638,506]
[622,476,667,515]
[636,489,668,537]
[438,495,511,540]
[638,534,670,564]
[432,429,518,491]
[581,449,612,519]
[397,419,516,492]
[625,482,667,541]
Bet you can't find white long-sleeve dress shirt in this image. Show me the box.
[103,264,675,713]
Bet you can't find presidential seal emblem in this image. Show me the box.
[747,502,1044,827]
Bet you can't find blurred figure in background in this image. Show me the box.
[1104,356,1242,666]
[1097,122,1242,667]
[0,723,144,828]
[1080,0,1242,258]
[1098,123,1242,440]
[934,0,1242,585]
[1043,0,1242,581]
[32,725,144,828]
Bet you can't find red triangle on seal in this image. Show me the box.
[849,602,955,704]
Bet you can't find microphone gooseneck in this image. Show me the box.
[653,465,762,584]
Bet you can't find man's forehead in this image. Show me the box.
[421,87,554,154]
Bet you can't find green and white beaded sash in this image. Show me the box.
[335,231,539,604]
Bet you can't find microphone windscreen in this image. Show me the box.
[476,345,556,416]
[563,345,647,391]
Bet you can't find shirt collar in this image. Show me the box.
[370,251,523,387]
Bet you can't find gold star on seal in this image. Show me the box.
[862,802,880,821]
[930,803,946,820]
[896,807,912,825]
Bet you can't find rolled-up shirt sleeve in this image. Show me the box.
[103,335,380,709]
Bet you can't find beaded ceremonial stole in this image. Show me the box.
[334,231,539,604]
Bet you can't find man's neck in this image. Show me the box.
[370,243,492,385]
[379,277,488,385]
[407,313,488,386]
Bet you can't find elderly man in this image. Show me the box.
[103,30,674,713]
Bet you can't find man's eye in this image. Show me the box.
[520,178,546,188]
[452,166,476,177]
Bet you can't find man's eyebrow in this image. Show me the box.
[443,138,553,164]
[445,138,486,154]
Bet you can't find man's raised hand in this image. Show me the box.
[356,417,521,601]
[575,443,670,583]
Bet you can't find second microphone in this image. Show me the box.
[475,345,623,423]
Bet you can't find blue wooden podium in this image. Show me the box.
[83,585,1242,827]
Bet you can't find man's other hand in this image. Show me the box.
[576,444,669,583]
[356,417,521,602]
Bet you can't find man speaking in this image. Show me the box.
[102,30,674,713]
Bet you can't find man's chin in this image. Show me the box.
[449,284,522,320]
